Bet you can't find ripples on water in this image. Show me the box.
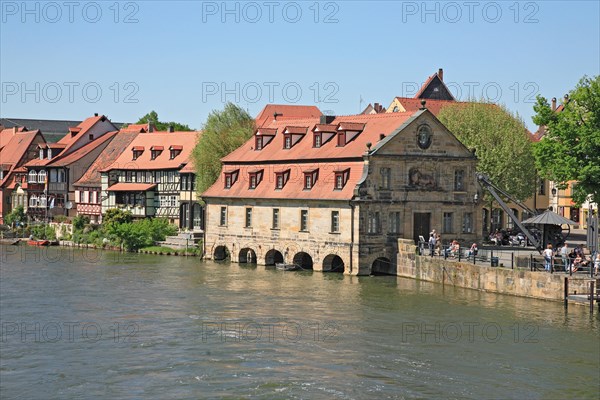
[1,246,599,399]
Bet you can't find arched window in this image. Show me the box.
[28,170,37,183]
[38,170,47,183]
[29,195,38,207]
[39,195,47,208]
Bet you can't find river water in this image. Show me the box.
[0,245,598,399]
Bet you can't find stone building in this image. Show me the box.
[202,104,480,275]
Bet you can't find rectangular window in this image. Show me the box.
[454,170,464,191]
[126,171,133,182]
[331,211,340,233]
[538,179,545,195]
[368,212,380,234]
[170,195,177,207]
[220,206,227,226]
[272,208,280,229]
[284,135,292,149]
[304,174,312,189]
[443,212,454,233]
[249,175,257,189]
[276,174,284,189]
[79,191,85,203]
[255,136,263,150]
[337,132,346,146]
[381,168,391,189]
[314,133,322,148]
[300,210,309,231]
[389,212,401,234]
[225,175,232,189]
[245,207,252,228]
[137,171,144,183]
[462,212,473,233]
[335,174,344,190]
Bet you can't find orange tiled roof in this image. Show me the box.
[223,112,414,164]
[255,104,322,127]
[392,97,459,116]
[102,130,200,171]
[204,111,421,200]
[180,162,195,173]
[74,130,140,187]
[50,131,118,167]
[56,115,116,155]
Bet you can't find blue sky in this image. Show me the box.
[1,1,599,130]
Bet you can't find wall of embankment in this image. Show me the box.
[396,239,592,302]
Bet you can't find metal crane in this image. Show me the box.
[476,173,543,254]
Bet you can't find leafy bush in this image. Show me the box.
[53,215,69,223]
[72,215,90,231]
[31,225,56,241]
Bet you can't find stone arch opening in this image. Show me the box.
[323,254,344,273]
[213,245,230,261]
[371,257,393,275]
[265,249,284,266]
[239,248,257,264]
[293,252,314,270]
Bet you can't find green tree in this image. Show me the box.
[5,205,26,226]
[192,103,255,194]
[437,101,537,202]
[134,110,192,131]
[72,215,90,231]
[532,75,600,205]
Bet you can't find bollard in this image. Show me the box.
[564,277,569,307]
[530,254,533,271]
[511,252,514,269]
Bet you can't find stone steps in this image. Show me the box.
[158,231,202,249]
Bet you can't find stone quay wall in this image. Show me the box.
[396,239,592,302]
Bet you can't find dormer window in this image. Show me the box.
[248,170,264,189]
[275,169,291,190]
[314,133,322,148]
[282,126,307,150]
[151,146,164,160]
[304,169,319,190]
[89,134,93,140]
[169,145,182,159]
[132,146,144,160]
[336,122,365,147]
[334,169,350,190]
[224,170,239,189]
[255,128,277,150]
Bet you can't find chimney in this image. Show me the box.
[167,125,174,133]
[319,115,336,124]
[94,113,98,117]
[551,97,557,111]
[438,68,444,81]
[12,127,17,135]
[148,124,154,133]
[420,99,427,110]
[273,112,282,121]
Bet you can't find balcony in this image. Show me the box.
[116,204,154,217]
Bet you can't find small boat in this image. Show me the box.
[276,263,300,271]
[27,239,50,247]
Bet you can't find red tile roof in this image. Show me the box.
[57,115,116,155]
[338,122,365,131]
[391,97,459,116]
[204,161,364,200]
[256,128,277,135]
[120,123,150,133]
[204,111,420,200]
[283,126,309,135]
[102,130,200,171]
[0,129,43,188]
[49,131,119,167]
[313,124,338,133]
[180,162,195,173]
[74,131,140,187]
[222,112,414,164]
[107,182,157,191]
[255,104,322,127]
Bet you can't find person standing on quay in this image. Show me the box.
[543,244,554,272]
[560,243,570,273]
[428,230,436,257]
